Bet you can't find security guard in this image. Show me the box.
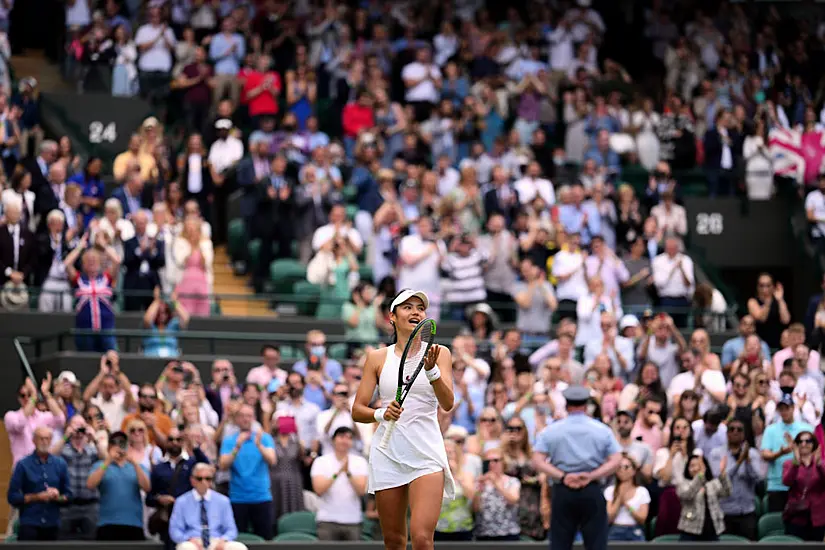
[532,386,622,550]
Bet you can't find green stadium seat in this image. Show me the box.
[273,532,318,541]
[756,479,766,497]
[720,534,749,542]
[292,281,321,316]
[5,534,16,542]
[647,516,656,540]
[269,259,307,295]
[236,532,266,542]
[247,239,261,271]
[328,343,348,360]
[758,512,784,540]
[228,218,246,259]
[759,535,803,543]
[345,204,358,221]
[342,185,357,204]
[754,495,761,517]
[358,264,373,283]
[361,518,378,541]
[277,510,317,535]
[519,534,536,541]
[651,534,681,543]
[279,345,303,360]
[761,494,769,516]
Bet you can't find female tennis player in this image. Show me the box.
[352,289,456,550]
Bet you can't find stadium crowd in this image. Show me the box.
[4,0,825,546]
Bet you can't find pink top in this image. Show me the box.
[631,420,663,453]
[4,408,65,466]
[773,347,821,378]
[246,365,288,391]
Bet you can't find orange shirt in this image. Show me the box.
[121,411,174,445]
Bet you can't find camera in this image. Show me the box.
[172,365,185,374]
[76,427,86,434]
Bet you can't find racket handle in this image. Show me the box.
[379,420,396,449]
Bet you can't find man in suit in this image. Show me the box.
[122,210,165,311]
[169,463,247,550]
[236,134,271,235]
[34,209,73,313]
[483,166,520,225]
[703,109,740,198]
[253,155,295,292]
[0,196,37,286]
[23,140,58,222]
[112,173,147,220]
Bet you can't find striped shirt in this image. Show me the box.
[441,250,488,304]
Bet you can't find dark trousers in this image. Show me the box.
[706,167,736,198]
[786,520,825,542]
[659,296,691,328]
[96,524,145,541]
[232,501,273,540]
[138,70,171,107]
[18,525,59,541]
[767,491,788,513]
[486,289,516,324]
[477,534,519,541]
[551,482,608,550]
[679,531,718,542]
[556,299,578,322]
[434,531,474,541]
[75,332,118,353]
[724,512,757,541]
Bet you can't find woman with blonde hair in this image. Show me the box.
[435,439,476,541]
[96,198,135,259]
[466,407,503,456]
[501,415,549,540]
[173,216,213,316]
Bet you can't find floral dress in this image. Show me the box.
[474,475,521,539]
[505,457,546,540]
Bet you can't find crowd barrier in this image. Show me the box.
[0,542,817,549]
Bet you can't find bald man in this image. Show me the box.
[122,208,165,311]
[169,463,247,550]
[7,426,71,541]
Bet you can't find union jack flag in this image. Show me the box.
[75,274,114,331]
[768,127,825,186]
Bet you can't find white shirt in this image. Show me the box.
[134,24,177,72]
[187,154,203,194]
[47,236,66,281]
[438,167,460,197]
[651,203,688,237]
[514,177,555,206]
[7,223,19,271]
[651,252,695,298]
[551,249,588,301]
[546,27,575,72]
[90,392,128,432]
[311,224,364,252]
[397,234,441,294]
[401,62,441,103]
[207,137,244,175]
[575,293,621,347]
[667,370,726,415]
[0,0,13,21]
[720,128,734,170]
[805,190,825,238]
[314,408,356,457]
[310,452,368,524]
[603,485,650,526]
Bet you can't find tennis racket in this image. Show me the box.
[379,318,437,449]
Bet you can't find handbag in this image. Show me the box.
[148,460,184,536]
[783,464,812,521]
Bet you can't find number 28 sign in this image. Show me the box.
[695,213,724,236]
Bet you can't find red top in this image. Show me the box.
[342,103,375,139]
[782,460,825,527]
[242,70,281,117]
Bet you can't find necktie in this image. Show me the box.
[11,225,18,271]
[200,499,210,547]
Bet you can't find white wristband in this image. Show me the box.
[425,366,441,383]
[374,408,386,423]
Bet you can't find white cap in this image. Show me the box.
[390,289,430,312]
[619,314,640,330]
[57,371,79,386]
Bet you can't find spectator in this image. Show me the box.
[121,383,172,448]
[435,439,476,541]
[650,189,687,239]
[218,404,276,540]
[513,258,557,346]
[7,426,70,541]
[782,431,825,541]
[630,397,665,454]
[0,196,36,287]
[472,446,521,541]
[269,415,305,528]
[585,235,630,300]
[122,209,165,312]
[397,216,443,321]
[651,236,695,327]
[146,427,209,545]
[112,134,158,184]
[341,283,385,347]
[241,55,281,125]
[653,417,695,536]
[134,7,176,105]
[638,314,686,389]
[676,452,731,541]
[501,415,548,540]
[403,46,442,123]
[709,418,764,541]
[604,453,650,542]
[111,25,139,97]
[245,346,286,398]
[209,17,245,110]
[551,231,588,320]
[173,216,213,317]
[721,315,772,372]
[747,273,790,350]
[6,375,66,466]
[613,411,655,482]
[86,430,151,541]
[341,89,375,154]
[35,209,74,313]
[760,393,814,513]
[169,463,247,550]
[703,110,737,197]
[3,167,36,233]
[692,408,729,458]
[292,330,344,383]
[310,426,367,541]
[143,287,190,358]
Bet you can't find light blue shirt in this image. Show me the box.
[220,432,274,504]
[502,403,539,446]
[558,203,602,245]
[720,336,771,367]
[534,413,621,474]
[292,358,343,384]
[209,33,245,75]
[760,420,813,492]
[169,489,238,544]
[583,336,636,384]
[93,460,148,528]
[452,386,485,434]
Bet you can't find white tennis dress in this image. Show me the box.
[367,345,456,500]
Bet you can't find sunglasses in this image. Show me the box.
[334,392,349,397]
[619,463,634,470]
[733,383,749,390]
[728,426,744,433]
[506,426,524,432]
[129,428,145,433]
[798,439,814,444]
[167,437,182,443]
[18,393,29,399]
[453,438,466,445]
[487,458,501,463]
[194,476,214,482]
[480,418,497,423]
[139,393,157,399]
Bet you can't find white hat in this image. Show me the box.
[215,119,233,130]
[390,289,429,312]
[445,425,469,440]
[619,314,641,330]
[57,371,80,386]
